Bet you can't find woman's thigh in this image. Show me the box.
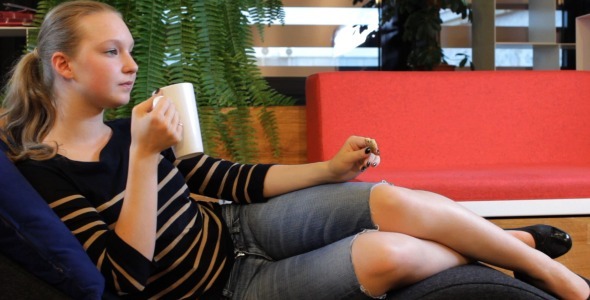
[228,181,378,260]
[236,235,369,300]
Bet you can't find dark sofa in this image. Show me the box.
[0,142,558,299]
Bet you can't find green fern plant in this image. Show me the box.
[27,0,293,163]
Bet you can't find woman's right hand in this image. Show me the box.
[129,93,183,157]
[120,93,181,260]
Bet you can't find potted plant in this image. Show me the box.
[27,0,293,163]
[354,0,471,71]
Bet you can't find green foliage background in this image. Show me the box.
[28,0,293,162]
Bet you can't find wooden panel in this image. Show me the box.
[256,106,307,164]
[252,25,340,47]
[441,26,472,48]
[217,106,307,165]
[496,27,529,43]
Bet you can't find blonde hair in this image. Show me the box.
[0,1,120,162]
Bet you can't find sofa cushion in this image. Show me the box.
[0,252,70,299]
[386,263,556,300]
[357,166,590,201]
[0,141,104,300]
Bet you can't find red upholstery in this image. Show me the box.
[306,71,590,201]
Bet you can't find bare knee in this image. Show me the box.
[369,184,457,228]
[369,184,423,227]
[351,232,420,297]
[369,184,409,215]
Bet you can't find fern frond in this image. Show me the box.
[241,0,286,40]
[258,107,281,157]
[225,107,258,162]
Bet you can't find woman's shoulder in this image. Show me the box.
[15,154,66,183]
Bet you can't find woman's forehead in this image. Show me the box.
[77,12,133,45]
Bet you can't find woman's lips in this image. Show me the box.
[120,81,134,89]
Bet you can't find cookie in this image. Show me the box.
[365,138,379,154]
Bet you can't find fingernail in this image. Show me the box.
[152,88,160,96]
[152,95,163,108]
[360,166,367,172]
[366,161,370,167]
[372,162,377,167]
[365,147,371,154]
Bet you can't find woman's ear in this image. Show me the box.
[51,52,74,79]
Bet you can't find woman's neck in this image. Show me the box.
[44,95,112,162]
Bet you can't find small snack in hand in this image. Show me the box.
[365,138,379,154]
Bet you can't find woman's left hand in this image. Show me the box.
[326,135,381,182]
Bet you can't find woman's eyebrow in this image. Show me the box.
[97,39,135,49]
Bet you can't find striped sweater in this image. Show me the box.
[16,118,272,299]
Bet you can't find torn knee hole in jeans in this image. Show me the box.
[350,229,387,299]
[348,181,391,299]
[350,228,378,245]
[368,181,393,229]
[361,285,388,299]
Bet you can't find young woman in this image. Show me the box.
[1,1,588,299]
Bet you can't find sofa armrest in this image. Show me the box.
[0,252,70,300]
[388,263,556,300]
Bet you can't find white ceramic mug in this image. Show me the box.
[157,83,204,160]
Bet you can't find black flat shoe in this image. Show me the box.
[507,224,572,259]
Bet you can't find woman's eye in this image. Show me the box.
[106,49,118,55]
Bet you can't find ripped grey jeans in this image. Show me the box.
[221,181,385,300]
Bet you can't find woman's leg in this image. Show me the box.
[232,182,377,260]
[368,184,589,299]
[238,230,469,299]
[226,182,474,299]
[222,182,378,299]
[351,231,470,298]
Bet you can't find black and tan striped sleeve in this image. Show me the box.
[175,154,273,204]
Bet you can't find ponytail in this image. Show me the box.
[1,50,57,162]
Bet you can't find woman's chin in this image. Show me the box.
[109,98,131,108]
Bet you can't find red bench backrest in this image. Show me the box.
[306,71,590,171]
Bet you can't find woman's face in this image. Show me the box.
[68,11,138,109]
